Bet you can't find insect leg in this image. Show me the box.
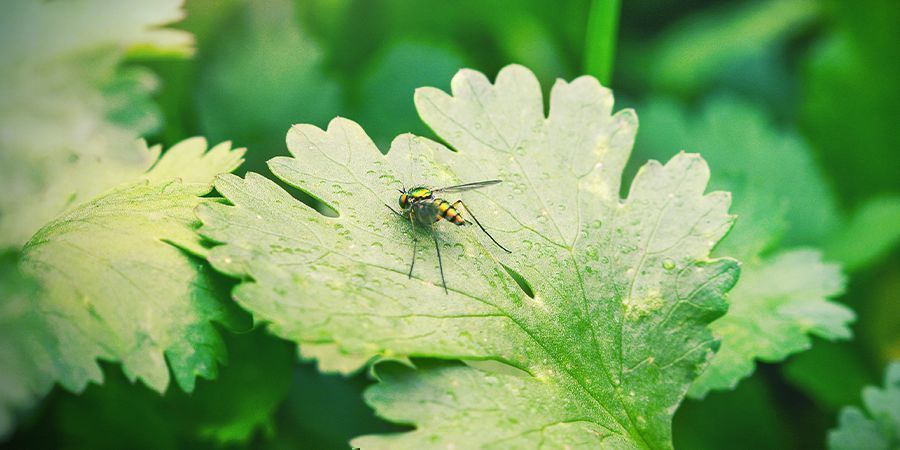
[431,222,448,294]
[408,211,417,279]
[452,200,512,253]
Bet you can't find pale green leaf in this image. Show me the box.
[633,98,853,398]
[0,0,192,248]
[0,253,55,439]
[299,343,375,375]
[829,361,900,450]
[690,250,850,396]
[0,0,191,66]
[15,138,248,395]
[200,65,738,448]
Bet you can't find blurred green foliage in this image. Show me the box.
[3,0,898,448]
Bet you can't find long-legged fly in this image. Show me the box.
[386,180,511,294]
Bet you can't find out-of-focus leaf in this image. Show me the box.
[200,65,739,448]
[647,0,818,94]
[183,329,295,446]
[301,0,584,86]
[862,266,900,364]
[51,328,294,449]
[56,368,180,450]
[633,98,852,398]
[356,41,466,148]
[262,363,401,450]
[825,196,900,273]
[583,0,621,85]
[11,139,248,398]
[801,0,900,204]
[632,98,839,249]
[195,0,341,174]
[784,341,878,411]
[690,250,850,397]
[674,374,793,450]
[828,361,900,450]
[0,253,53,440]
[0,0,192,248]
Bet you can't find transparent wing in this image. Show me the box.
[432,179,502,193]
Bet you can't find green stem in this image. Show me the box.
[583,0,621,86]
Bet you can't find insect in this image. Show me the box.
[387,180,511,294]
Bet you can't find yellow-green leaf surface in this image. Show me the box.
[829,361,900,450]
[634,98,853,398]
[0,252,55,439]
[0,0,192,248]
[9,139,246,403]
[199,65,738,448]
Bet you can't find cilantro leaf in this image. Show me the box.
[0,0,192,248]
[690,250,850,396]
[51,328,294,448]
[200,65,738,448]
[12,138,248,398]
[633,98,853,398]
[829,361,900,450]
[0,252,55,439]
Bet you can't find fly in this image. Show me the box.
[386,179,511,294]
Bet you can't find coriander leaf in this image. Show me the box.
[52,328,294,449]
[632,97,839,250]
[829,361,900,450]
[200,65,738,448]
[690,250,850,396]
[356,360,636,448]
[15,138,248,395]
[0,0,192,248]
[0,252,55,439]
[186,329,294,445]
[195,0,341,174]
[633,98,853,398]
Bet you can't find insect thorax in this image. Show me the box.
[409,186,432,200]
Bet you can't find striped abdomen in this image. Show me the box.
[433,198,466,225]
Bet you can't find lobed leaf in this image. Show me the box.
[11,138,248,398]
[51,329,294,448]
[829,361,900,450]
[633,98,853,398]
[0,253,55,439]
[200,65,739,448]
[0,0,192,248]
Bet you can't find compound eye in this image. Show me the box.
[399,194,408,208]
